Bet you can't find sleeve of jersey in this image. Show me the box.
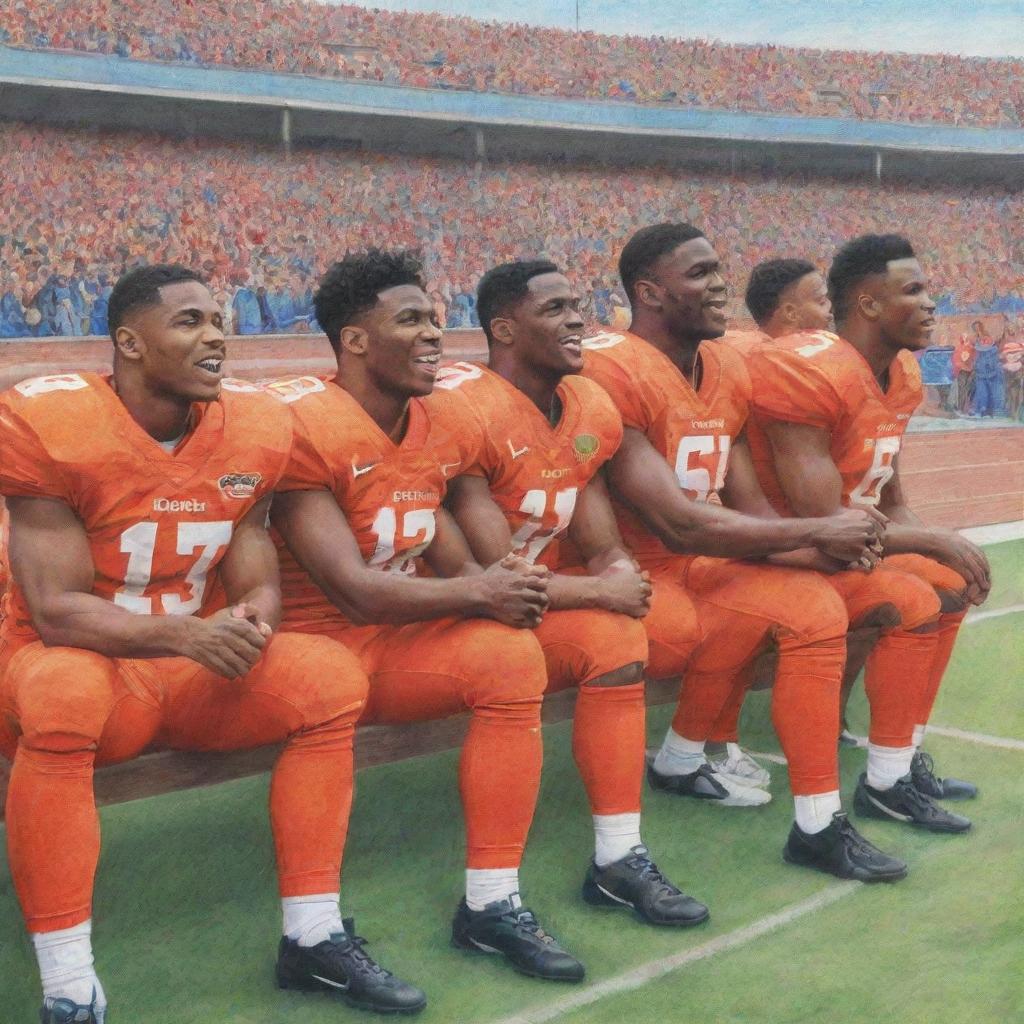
[749,349,843,430]
[442,385,496,481]
[583,353,653,432]
[0,398,71,501]
[276,403,337,493]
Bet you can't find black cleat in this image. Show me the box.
[451,896,585,982]
[853,773,972,834]
[40,990,103,1024]
[276,918,427,1015]
[582,845,710,926]
[911,750,978,801]
[783,812,908,882]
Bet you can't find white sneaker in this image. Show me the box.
[646,752,772,807]
[708,743,771,790]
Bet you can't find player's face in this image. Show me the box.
[129,280,226,403]
[512,273,585,375]
[877,259,936,352]
[648,237,728,341]
[362,284,443,397]
[782,271,833,331]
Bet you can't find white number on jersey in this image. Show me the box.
[434,362,484,391]
[114,520,233,614]
[14,374,89,398]
[369,507,437,574]
[849,436,901,507]
[674,435,731,502]
[511,487,579,563]
[794,333,836,359]
[582,332,625,351]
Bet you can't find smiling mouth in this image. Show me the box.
[412,353,440,374]
[195,357,224,375]
[561,334,583,352]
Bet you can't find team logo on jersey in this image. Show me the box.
[218,472,263,499]
[572,433,601,463]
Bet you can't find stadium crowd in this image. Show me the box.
[2,0,1022,128]
[2,122,1021,347]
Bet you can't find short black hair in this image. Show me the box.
[744,259,818,326]
[107,264,205,340]
[618,223,705,304]
[828,234,916,324]
[314,249,425,355]
[476,260,559,345]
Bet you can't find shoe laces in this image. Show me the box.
[502,905,557,946]
[894,776,941,815]
[834,814,882,858]
[623,847,682,896]
[912,751,943,785]
[328,920,393,979]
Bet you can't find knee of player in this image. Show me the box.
[581,616,648,683]
[14,647,118,744]
[582,660,646,689]
[261,633,370,725]
[784,586,849,646]
[460,624,548,703]
[858,601,905,631]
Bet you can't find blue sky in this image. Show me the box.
[332,0,1024,58]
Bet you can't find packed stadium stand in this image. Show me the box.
[1,0,1022,128]
[2,121,1022,344]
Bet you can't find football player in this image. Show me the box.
[0,266,417,1022]
[580,223,910,882]
[438,260,709,928]
[750,234,989,828]
[269,250,586,985]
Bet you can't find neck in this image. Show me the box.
[112,371,193,442]
[489,351,562,421]
[335,368,410,442]
[836,319,895,382]
[628,312,703,381]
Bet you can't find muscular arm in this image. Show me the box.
[722,433,848,573]
[877,458,990,603]
[7,496,267,677]
[272,488,546,626]
[446,473,648,615]
[606,427,877,561]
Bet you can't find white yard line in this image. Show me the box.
[924,726,1024,752]
[959,522,1024,545]
[964,602,1024,624]
[491,883,859,1024]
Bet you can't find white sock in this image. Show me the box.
[793,791,842,835]
[593,812,643,867]
[652,729,706,777]
[866,744,915,791]
[465,868,520,911]
[33,920,106,1013]
[912,724,926,748]
[282,892,343,947]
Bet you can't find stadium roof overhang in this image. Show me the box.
[1,45,1021,186]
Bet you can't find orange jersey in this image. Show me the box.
[580,331,751,566]
[273,377,477,629]
[720,327,771,357]
[748,331,922,510]
[0,372,292,645]
[432,362,622,564]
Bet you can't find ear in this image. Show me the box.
[339,325,368,356]
[634,278,662,312]
[855,291,881,323]
[780,301,798,326]
[489,314,515,348]
[114,325,143,363]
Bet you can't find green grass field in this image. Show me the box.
[2,541,1021,1024]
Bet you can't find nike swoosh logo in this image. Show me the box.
[864,790,912,821]
[352,461,379,478]
[507,441,530,459]
[311,973,350,991]
[440,461,461,477]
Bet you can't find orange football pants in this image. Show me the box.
[707,554,967,749]
[0,633,368,933]
[534,608,649,816]
[646,556,848,796]
[286,616,547,870]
